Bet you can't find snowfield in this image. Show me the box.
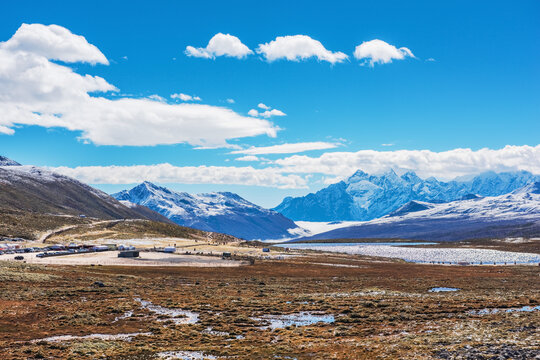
[284,243,540,265]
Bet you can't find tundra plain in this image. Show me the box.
[0,240,539,359]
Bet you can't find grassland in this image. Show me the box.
[0,208,237,243]
[0,251,538,359]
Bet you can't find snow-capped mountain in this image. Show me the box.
[113,182,300,240]
[0,156,20,166]
[274,169,540,221]
[293,182,540,242]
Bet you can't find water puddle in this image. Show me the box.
[469,305,540,315]
[33,332,152,343]
[429,287,459,293]
[112,310,133,322]
[251,312,335,330]
[157,351,217,359]
[135,298,199,325]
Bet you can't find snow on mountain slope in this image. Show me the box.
[275,169,540,222]
[0,165,164,221]
[113,182,301,240]
[0,156,20,166]
[293,182,540,242]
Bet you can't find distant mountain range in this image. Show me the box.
[292,181,540,242]
[0,159,171,222]
[113,182,301,240]
[2,154,538,242]
[275,169,540,221]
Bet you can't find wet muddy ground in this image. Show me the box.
[0,253,538,359]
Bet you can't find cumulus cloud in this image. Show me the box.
[2,23,108,65]
[0,24,277,147]
[231,142,339,155]
[353,39,414,66]
[248,107,286,118]
[226,98,235,104]
[235,155,260,162]
[49,145,540,189]
[51,163,307,189]
[171,93,201,101]
[256,35,348,64]
[258,103,270,110]
[274,145,540,180]
[185,33,253,59]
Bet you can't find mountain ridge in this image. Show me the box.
[275,169,540,221]
[113,182,300,240]
[0,164,170,222]
[292,181,540,242]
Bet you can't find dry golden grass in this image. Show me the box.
[0,252,538,359]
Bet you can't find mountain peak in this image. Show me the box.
[0,156,21,166]
[136,181,164,192]
[383,168,398,176]
[112,183,299,240]
[401,171,421,183]
[348,169,369,181]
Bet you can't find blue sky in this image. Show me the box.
[1,0,539,207]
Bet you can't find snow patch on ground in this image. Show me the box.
[283,244,540,264]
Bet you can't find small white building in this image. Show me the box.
[163,246,176,253]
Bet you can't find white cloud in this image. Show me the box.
[274,145,540,180]
[258,103,270,110]
[261,109,286,118]
[353,39,414,66]
[232,142,339,155]
[2,23,108,65]
[185,33,253,59]
[49,145,539,190]
[226,98,235,104]
[381,143,394,147]
[0,125,15,135]
[248,108,286,118]
[235,155,260,162]
[256,35,348,64]
[426,57,436,62]
[51,163,307,189]
[171,93,202,101]
[148,94,166,102]
[0,24,278,147]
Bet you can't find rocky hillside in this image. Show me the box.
[0,161,168,221]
